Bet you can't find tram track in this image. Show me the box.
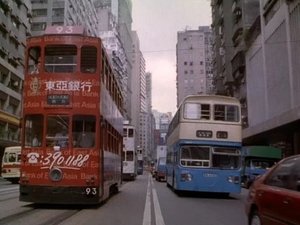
[0,207,81,225]
[0,186,19,203]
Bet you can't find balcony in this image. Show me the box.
[231,50,245,77]
[232,27,243,47]
[223,74,235,86]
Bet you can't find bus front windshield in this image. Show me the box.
[180,145,240,169]
[212,147,240,169]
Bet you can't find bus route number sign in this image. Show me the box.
[196,130,212,138]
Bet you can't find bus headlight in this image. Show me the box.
[180,173,192,182]
[228,176,240,184]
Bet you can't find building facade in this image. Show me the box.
[211,0,259,128]
[95,1,130,120]
[211,0,300,156]
[176,26,213,107]
[0,0,31,159]
[31,0,98,37]
[243,0,300,156]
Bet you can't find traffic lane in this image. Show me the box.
[58,174,149,225]
[155,180,248,225]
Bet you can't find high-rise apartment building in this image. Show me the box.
[95,1,130,120]
[132,30,147,157]
[211,0,259,128]
[211,0,300,156]
[176,26,213,107]
[31,0,98,37]
[94,0,133,122]
[0,1,31,153]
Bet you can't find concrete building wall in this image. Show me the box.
[243,0,300,156]
[246,36,266,126]
[0,1,31,151]
[176,27,212,107]
[31,0,98,37]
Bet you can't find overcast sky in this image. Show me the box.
[132,0,212,114]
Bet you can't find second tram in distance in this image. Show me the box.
[166,95,242,195]
[19,26,123,204]
[122,122,137,180]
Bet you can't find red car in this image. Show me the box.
[245,154,300,225]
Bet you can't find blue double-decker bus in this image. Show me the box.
[166,95,242,195]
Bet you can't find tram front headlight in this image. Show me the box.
[180,172,192,182]
[49,167,63,182]
[228,175,240,184]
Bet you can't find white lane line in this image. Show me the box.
[142,174,151,225]
[151,178,166,225]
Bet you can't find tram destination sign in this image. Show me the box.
[47,94,70,105]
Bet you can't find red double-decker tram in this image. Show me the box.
[19,26,123,204]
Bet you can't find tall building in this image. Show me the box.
[0,1,31,155]
[145,72,154,161]
[131,31,149,159]
[176,26,213,107]
[211,0,259,128]
[94,0,133,121]
[152,110,172,160]
[243,0,300,156]
[94,0,133,123]
[31,0,98,37]
[211,0,300,156]
[94,1,130,119]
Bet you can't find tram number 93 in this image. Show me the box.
[85,187,97,195]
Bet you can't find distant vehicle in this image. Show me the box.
[19,26,123,204]
[150,161,156,176]
[156,145,167,162]
[155,157,166,182]
[166,95,242,195]
[241,146,282,188]
[136,148,144,175]
[122,123,137,180]
[245,154,300,225]
[1,146,21,184]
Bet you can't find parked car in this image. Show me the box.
[245,154,300,225]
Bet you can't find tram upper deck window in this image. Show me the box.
[183,103,210,120]
[27,47,41,74]
[45,45,77,73]
[81,46,97,73]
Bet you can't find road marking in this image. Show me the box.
[142,175,151,225]
[143,174,166,225]
[151,178,166,225]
